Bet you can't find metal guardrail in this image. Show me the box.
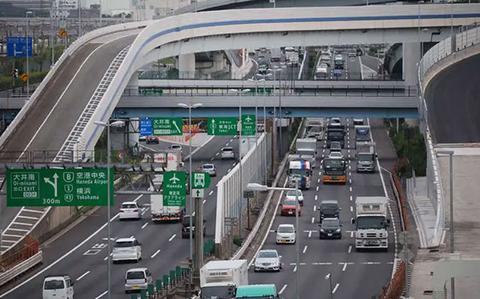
[418,24,480,248]
[0,250,42,287]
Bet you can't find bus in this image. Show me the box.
[322,157,347,184]
[235,284,279,298]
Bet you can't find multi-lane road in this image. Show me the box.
[249,118,399,298]
[0,135,240,299]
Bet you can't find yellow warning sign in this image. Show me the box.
[20,73,28,82]
[58,28,68,38]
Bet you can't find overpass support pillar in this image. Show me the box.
[178,53,196,79]
[402,42,421,86]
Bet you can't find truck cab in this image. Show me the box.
[356,144,377,173]
[355,125,371,147]
[352,196,390,250]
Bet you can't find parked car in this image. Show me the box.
[119,202,141,220]
[275,224,296,244]
[145,136,159,144]
[112,237,142,263]
[201,163,217,177]
[42,275,74,299]
[254,249,282,272]
[280,198,301,216]
[319,200,341,221]
[319,218,342,239]
[125,268,153,293]
[221,147,235,159]
[285,189,304,206]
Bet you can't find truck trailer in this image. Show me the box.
[200,259,249,299]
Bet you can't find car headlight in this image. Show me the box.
[320,229,325,232]
[336,229,341,232]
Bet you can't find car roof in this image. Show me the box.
[222,146,233,150]
[202,163,214,167]
[259,249,278,254]
[126,267,148,273]
[323,217,340,222]
[116,237,136,242]
[321,200,339,204]
[122,201,137,205]
[278,224,294,228]
[44,275,70,280]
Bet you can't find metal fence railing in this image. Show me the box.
[418,24,480,248]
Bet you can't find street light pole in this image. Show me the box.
[25,11,32,97]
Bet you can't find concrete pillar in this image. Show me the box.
[402,42,421,86]
[178,53,196,79]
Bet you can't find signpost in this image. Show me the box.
[140,117,183,136]
[207,115,256,136]
[6,168,113,206]
[163,171,186,206]
[7,37,33,58]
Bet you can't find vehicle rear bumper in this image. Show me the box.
[322,175,346,184]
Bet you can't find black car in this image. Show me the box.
[319,200,340,221]
[181,215,206,238]
[319,218,342,239]
[145,136,159,144]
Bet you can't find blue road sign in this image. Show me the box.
[140,117,153,136]
[7,37,33,58]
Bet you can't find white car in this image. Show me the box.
[201,163,216,177]
[285,190,304,206]
[119,202,141,220]
[42,275,74,299]
[112,237,142,263]
[169,144,182,152]
[254,249,282,272]
[221,147,235,159]
[125,268,153,293]
[276,224,296,244]
[328,151,344,159]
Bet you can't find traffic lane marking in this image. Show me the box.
[76,270,90,281]
[141,222,148,230]
[332,283,340,294]
[94,290,108,299]
[168,234,176,242]
[279,284,288,294]
[151,249,161,259]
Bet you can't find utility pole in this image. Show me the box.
[194,191,204,278]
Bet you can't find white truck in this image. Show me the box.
[352,196,390,250]
[150,194,184,222]
[356,143,377,173]
[200,259,248,299]
[285,47,299,66]
[289,138,317,168]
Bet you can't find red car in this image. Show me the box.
[280,198,302,216]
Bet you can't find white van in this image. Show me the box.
[125,268,153,293]
[42,275,74,299]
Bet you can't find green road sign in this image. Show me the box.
[163,171,186,206]
[241,114,256,136]
[192,172,211,189]
[6,168,114,207]
[207,117,237,136]
[152,117,183,136]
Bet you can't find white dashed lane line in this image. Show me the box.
[303,245,308,254]
[332,283,340,294]
[151,249,161,259]
[141,222,148,229]
[348,245,352,254]
[76,271,90,281]
[350,206,353,213]
[209,190,214,196]
[168,234,176,242]
[315,195,318,201]
[349,195,352,201]
[311,217,315,224]
[342,263,348,272]
[279,284,288,295]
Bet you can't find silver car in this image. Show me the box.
[201,163,217,177]
[254,249,282,272]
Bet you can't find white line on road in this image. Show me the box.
[349,187,352,192]
[141,222,148,229]
[348,245,352,253]
[303,245,308,254]
[313,205,316,212]
[318,171,322,176]
[279,284,288,295]
[350,206,353,213]
[350,231,354,238]
[308,231,312,238]
[76,271,90,281]
[203,199,206,205]
[349,178,352,185]
[311,217,315,224]
[94,290,108,299]
[168,234,176,242]
[151,249,161,258]
[227,168,232,172]
[209,190,214,196]
[332,283,340,294]
[317,178,320,184]
[293,265,297,272]
[316,186,319,191]
[210,157,214,161]
[349,195,352,201]
[315,195,318,201]
[0,194,144,297]
[342,263,348,272]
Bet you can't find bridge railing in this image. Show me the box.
[418,23,480,247]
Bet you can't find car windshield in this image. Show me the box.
[286,190,301,197]
[222,148,233,152]
[283,199,297,206]
[356,216,387,230]
[202,164,214,169]
[358,153,373,161]
[321,203,338,211]
[328,131,344,138]
[278,226,294,233]
[127,271,145,279]
[322,219,339,228]
[324,159,345,168]
[44,279,64,290]
[122,203,137,209]
[200,285,236,299]
[258,251,277,258]
[290,169,307,175]
[115,240,135,247]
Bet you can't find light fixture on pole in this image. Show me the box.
[25,10,33,97]
[436,149,455,299]
[177,102,202,268]
[247,182,301,299]
[94,119,125,299]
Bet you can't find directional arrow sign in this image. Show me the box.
[150,117,184,136]
[241,114,256,136]
[192,188,204,198]
[207,117,238,135]
[6,168,113,206]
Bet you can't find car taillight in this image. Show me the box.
[133,209,139,212]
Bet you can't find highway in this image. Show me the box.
[249,118,399,298]
[425,53,480,143]
[0,135,241,298]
